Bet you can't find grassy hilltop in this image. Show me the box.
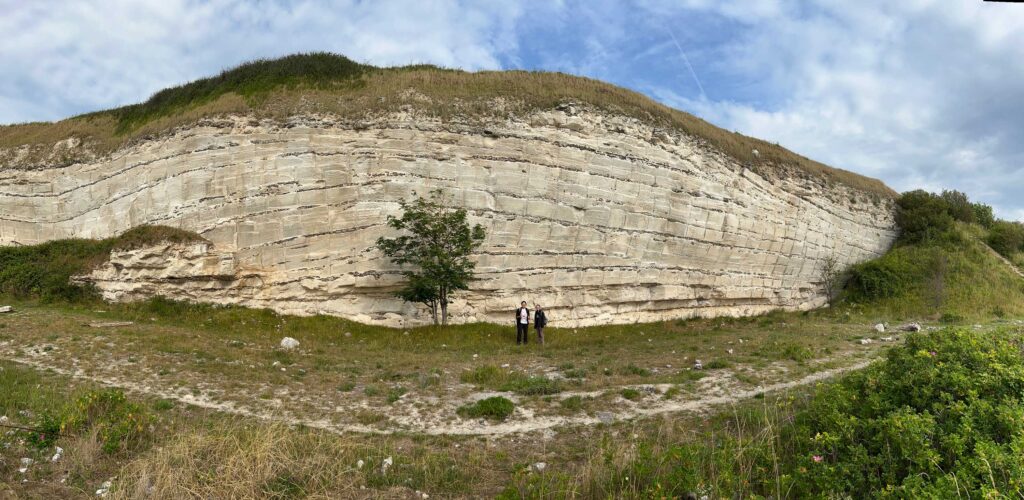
[0,52,894,198]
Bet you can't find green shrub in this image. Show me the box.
[60,389,152,454]
[940,190,976,224]
[457,397,515,421]
[973,202,996,228]
[620,388,642,401]
[988,220,1024,258]
[781,328,1024,496]
[846,256,914,300]
[896,190,956,244]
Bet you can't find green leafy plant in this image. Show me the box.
[376,190,486,325]
[457,397,515,421]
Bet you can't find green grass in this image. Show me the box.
[844,224,1024,319]
[0,225,202,302]
[1,53,895,199]
[456,397,515,421]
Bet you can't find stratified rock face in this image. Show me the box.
[0,110,898,327]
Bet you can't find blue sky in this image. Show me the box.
[2,0,1022,219]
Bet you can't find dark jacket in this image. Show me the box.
[534,310,547,328]
[515,307,530,325]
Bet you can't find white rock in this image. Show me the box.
[726,349,734,355]
[693,360,703,370]
[356,459,364,469]
[534,462,547,472]
[279,337,300,349]
[20,458,33,466]
[901,323,922,332]
[382,456,393,474]
[0,306,12,313]
[874,323,885,333]
[880,336,894,342]
[52,446,64,462]
[20,113,896,329]
[859,338,873,345]
[501,363,510,368]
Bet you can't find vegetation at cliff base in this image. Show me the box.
[842,189,1024,319]
[0,225,202,301]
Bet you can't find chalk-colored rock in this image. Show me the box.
[2,112,897,327]
[874,323,885,333]
[0,306,12,313]
[901,323,922,332]
[280,337,300,349]
[534,462,547,472]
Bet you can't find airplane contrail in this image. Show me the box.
[666,26,707,101]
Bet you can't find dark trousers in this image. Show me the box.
[536,327,545,344]
[516,323,529,344]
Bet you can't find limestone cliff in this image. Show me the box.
[0,108,897,327]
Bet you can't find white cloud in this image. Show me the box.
[0,0,522,123]
[643,0,1024,219]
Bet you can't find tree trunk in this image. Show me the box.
[440,288,449,326]
[429,300,439,325]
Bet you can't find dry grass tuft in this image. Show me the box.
[111,421,362,499]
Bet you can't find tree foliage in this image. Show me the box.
[896,190,957,244]
[988,220,1024,258]
[375,190,486,325]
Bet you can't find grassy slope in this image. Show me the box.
[0,225,202,301]
[843,223,1024,321]
[0,53,895,199]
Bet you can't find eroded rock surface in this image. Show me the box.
[0,110,897,326]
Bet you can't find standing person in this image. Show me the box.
[534,305,547,345]
[515,301,530,345]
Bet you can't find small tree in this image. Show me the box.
[376,190,486,325]
[818,254,843,307]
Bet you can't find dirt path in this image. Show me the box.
[1,353,874,436]
[985,242,1024,278]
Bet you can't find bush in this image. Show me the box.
[940,190,976,224]
[457,397,515,421]
[987,220,1024,258]
[620,388,642,401]
[846,256,913,300]
[972,202,996,228]
[59,389,153,454]
[782,328,1024,496]
[896,190,956,244]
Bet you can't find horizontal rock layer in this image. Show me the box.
[0,110,898,326]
